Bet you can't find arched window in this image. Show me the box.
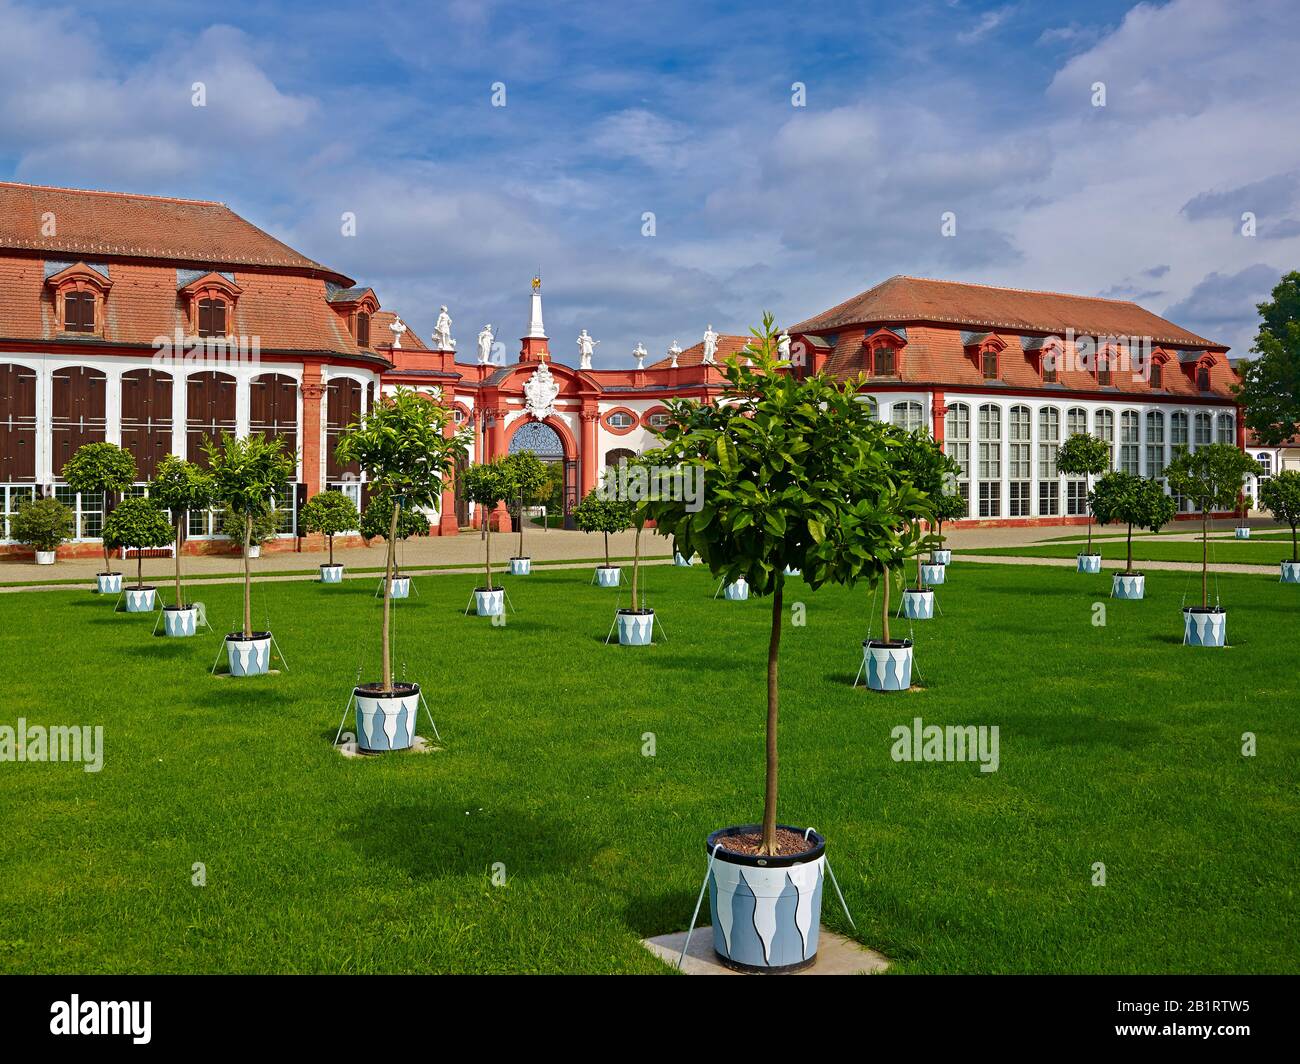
[866,333,903,376]
[0,362,37,484]
[1038,407,1060,516]
[1095,409,1115,466]
[1064,407,1089,516]
[186,372,237,468]
[1193,411,1212,447]
[605,447,636,467]
[1067,407,1088,437]
[1120,410,1140,473]
[981,348,999,380]
[1197,365,1211,391]
[945,402,970,516]
[121,369,173,478]
[1216,413,1234,444]
[1008,406,1030,516]
[250,373,299,451]
[325,378,363,480]
[1145,411,1166,480]
[891,401,923,432]
[356,312,371,349]
[977,404,1001,517]
[1150,359,1164,390]
[1171,411,1189,448]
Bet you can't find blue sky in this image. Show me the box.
[2,0,1297,363]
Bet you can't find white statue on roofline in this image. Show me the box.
[434,305,456,350]
[477,324,494,364]
[702,324,719,364]
[577,329,599,370]
[667,340,681,368]
[389,317,407,349]
[632,342,647,370]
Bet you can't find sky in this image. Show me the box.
[1,0,1297,364]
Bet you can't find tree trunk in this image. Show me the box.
[631,526,641,608]
[243,513,253,638]
[1126,523,1133,572]
[759,580,783,856]
[174,516,183,607]
[136,548,143,588]
[485,518,493,590]
[103,539,112,576]
[881,564,891,644]
[1201,510,1208,608]
[518,492,525,557]
[603,531,610,568]
[1292,523,1298,563]
[328,533,334,567]
[382,499,399,692]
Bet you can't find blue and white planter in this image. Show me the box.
[784,565,801,577]
[319,563,344,584]
[475,587,504,617]
[901,588,934,620]
[163,605,197,637]
[616,609,654,646]
[226,632,273,676]
[1111,572,1145,600]
[1281,560,1300,584]
[96,572,122,595]
[930,549,952,566]
[921,562,945,587]
[388,576,410,599]
[674,552,693,567]
[723,578,749,601]
[354,683,420,752]
[595,565,621,587]
[1077,553,1102,574]
[508,556,531,576]
[124,586,156,613]
[706,826,826,973]
[1235,526,1251,540]
[863,639,914,692]
[1183,606,1226,648]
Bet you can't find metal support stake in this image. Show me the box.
[678,843,722,971]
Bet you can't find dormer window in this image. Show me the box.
[64,291,96,333]
[865,331,905,376]
[1096,346,1117,386]
[356,312,371,348]
[47,262,112,337]
[966,333,1005,380]
[197,298,228,338]
[1150,361,1163,390]
[1197,365,1211,391]
[981,349,998,380]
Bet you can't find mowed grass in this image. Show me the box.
[0,561,1296,974]
[964,536,1298,567]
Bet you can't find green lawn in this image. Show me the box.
[962,536,1298,567]
[0,562,1296,973]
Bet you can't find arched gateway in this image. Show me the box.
[506,418,579,528]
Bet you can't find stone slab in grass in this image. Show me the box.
[642,926,889,975]
[335,735,441,759]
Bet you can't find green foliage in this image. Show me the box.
[359,493,429,542]
[220,506,283,545]
[500,451,550,505]
[461,459,512,510]
[334,387,467,509]
[1057,433,1113,479]
[933,488,969,525]
[1234,270,1300,446]
[572,490,635,535]
[641,314,915,596]
[203,433,296,519]
[300,490,360,538]
[1164,444,1260,514]
[60,442,137,496]
[149,455,215,518]
[11,496,74,551]
[1259,470,1300,560]
[102,496,173,552]
[1090,472,1178,534]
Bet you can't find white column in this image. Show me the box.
[36,360,52,486]
[105,368,122,448]
[173,372,188,461]
[235,373,251,439]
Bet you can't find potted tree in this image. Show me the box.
[613,462,657,646]
[12,496,74,567]
[204,433,296,676]
[1090,471,1177,601]
[1234,495,1253,539]
[501,450,549,576]
[1165,443,1261,647]
[1058,432,1112,573]
[150,455,216,637]
[360,490,428,598]
[642,315,902,971]
[61,442,137,593]
[101,496,173,612]
[894,429,955,621]
[1259,470,1300,583]
[461,460,511,615]
[930,487,966,567]
[300,489,360,583]
[572,490,633,587]
[335,388,466,751]
[220,505,281,559]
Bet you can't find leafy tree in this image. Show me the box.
[335,388,466,692]
[60,442,137,575]
[1234,271,1300,445]
[891,428,956,591]
[101,496,173,588]
[461,460,513,592]
[1090,471,1178,573]
[932,488,968,552]
[641,314,907,856]
[1165,444,1261,607]
[202,433,297,639]
[359,490,429,552]
[1057,433,1113,554]
[1259,469,1300,561]
[501,450,550,558]
[300,490,360,567]
[220,506,283,547]
[572,490,634,568]
[150,455,215,608]
[12,496,74,553]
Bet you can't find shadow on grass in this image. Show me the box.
[340,801,594,881]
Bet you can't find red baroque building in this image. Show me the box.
[0,183,1243,556]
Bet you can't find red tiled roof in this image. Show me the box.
[646,334,750,369]
[1245,429,1300,448]
[791,275,1224,350]
[0,182,348,282]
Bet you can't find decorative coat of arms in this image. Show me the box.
[523,362,560,420]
